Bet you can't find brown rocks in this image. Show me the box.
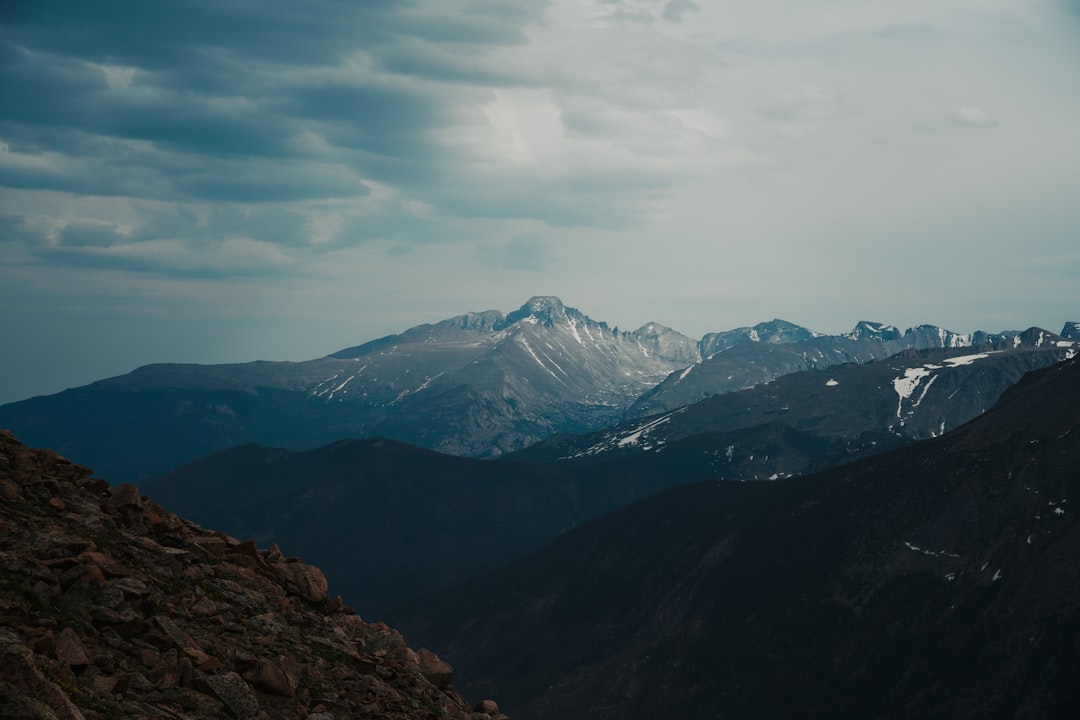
[0,431,501,720]
[417,647,454,689]
[253,656,298,698]
[474,699,501,715]
[108,483,141,508]
[275,560,329,604]
[0,478,20,500]
[195,670,262,720]
[53,626,89,667]
[0,629,87,720]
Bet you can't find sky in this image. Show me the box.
[1,0,1079,405]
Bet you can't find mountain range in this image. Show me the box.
[134,332,1075,621]
[2,296,1071,486]
[3,296,1079,719]
[513,332,1076,477]
[399,355,1080,720]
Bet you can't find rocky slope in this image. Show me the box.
[402,356,1080,720]
[0,430,505,720]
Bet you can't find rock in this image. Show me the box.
[0,629,88,720]
[417,648,454,689]
[77,550,127,577]
[275,561,329,604]
[474,699,500,715]
[194,670,262,720]
[0,478,20,500]
[108,483,141,508]
[54,627,89,667]
[253,656,297,698]
[226,539,269,571]
[192,535,227,558]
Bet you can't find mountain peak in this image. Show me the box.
[501,295,576,328]
[524,295,565,312]
[1014,326,1067,348]
[846,320,902,342]
[1061,322,1080,341]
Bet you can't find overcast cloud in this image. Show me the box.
[1,0,1079,403]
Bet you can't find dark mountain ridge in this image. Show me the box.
[400,355,1080,720]
[138,436,698,621]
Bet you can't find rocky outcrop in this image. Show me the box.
[0,429,502,720]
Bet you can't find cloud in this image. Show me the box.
[949,106,997,128]
[57,220,129,247]
[502,234,553,271]
[662,0,699,23]
[0,0,742,245]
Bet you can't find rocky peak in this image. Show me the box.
[0,430,506,720]
[1014,326,1067,348]
[698,319,817,358]
[441,310,507,333]
[845,320,902,342]
[500,296,575,329]
[632,323,701,365]
[1061,322,1080,341]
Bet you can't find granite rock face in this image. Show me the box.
[0,429,498,720]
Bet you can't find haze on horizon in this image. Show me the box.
[1,0,1078,405]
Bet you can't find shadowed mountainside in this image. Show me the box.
[400,356,1080,720]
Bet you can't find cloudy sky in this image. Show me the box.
[2,0,1079,404]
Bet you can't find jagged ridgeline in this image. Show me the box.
[0,430,508,720]
[1,296,1073,485]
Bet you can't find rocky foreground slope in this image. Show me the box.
[0,430,504,720]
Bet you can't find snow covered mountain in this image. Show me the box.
[513,331,1077,482]
[2,297,1072,486]
[628,320,1023,417]
[0,297,699,482]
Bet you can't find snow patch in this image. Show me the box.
[942,352,990,367]
[825,379,839,387]
[567,318,585,347]
[520,338,564,383]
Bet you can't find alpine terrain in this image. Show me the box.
[401,355,1080,720]
[1,298,1065,487]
